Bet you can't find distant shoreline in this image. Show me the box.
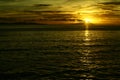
[0,23,120,31]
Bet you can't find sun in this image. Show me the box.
[84,18,93,24]
[82,16,102,24]
[82,17,96,28]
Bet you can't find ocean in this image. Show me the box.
[0,25,120,80]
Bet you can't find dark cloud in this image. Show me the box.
[96,1,120,18]
[0,10,79,24]
[100,1,120,5]
[31,4,55,11]
[97,5,114,10]
[96,1,120,11]
[34,4,52,7]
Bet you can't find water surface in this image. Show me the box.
[0,25,120,80]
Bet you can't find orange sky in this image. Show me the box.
[0,0,120,25]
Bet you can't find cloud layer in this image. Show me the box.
[0,0,120,24]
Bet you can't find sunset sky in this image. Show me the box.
[0,0,120,25]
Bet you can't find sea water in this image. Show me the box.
[0,25,120,80]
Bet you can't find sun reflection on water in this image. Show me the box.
[84,30,91,42]
[81,29,98,66]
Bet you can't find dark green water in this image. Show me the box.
[0,25,120,80]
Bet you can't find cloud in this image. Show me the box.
[100,1,120,5]
[98,1,120,10]
[33,4,52,7]
[27,4,53,11]
[0,10,80,24]
[94,1,120,19]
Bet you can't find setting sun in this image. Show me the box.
[84,18,93,23]
[82,17,102,24]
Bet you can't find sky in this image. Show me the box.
[0,0,120,25]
